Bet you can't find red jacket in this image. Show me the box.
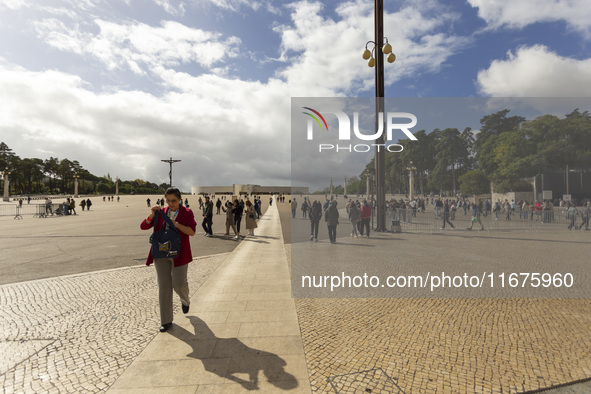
[140,205,196,267]
[360,204,372,219]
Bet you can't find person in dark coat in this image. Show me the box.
[324,201,339,244]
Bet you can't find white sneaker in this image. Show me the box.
[234,235,239,239]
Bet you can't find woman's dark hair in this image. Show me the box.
[165,187,181,200]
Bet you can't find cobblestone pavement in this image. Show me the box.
[278,200,591,393]
[294,296,591,393]
[0,254,227,393]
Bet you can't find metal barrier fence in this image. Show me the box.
[0,204,20,219]
[386,207,590,233]
[0,204,70,219]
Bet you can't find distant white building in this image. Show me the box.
[191,184,308,196]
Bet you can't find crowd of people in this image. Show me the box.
[42,197,93,216]
[287,193,591,242]
[198,194,264,238]
[387,196,591,231]
[290,196,374,244]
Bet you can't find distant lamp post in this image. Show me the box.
[406,161,417,201]
[115,176,120,196]
[362,0,396,232]
[3,167,11,202]
[73,173,80,197]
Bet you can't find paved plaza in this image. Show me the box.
[0,195,590,393]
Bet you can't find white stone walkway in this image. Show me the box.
[108,202,310,393]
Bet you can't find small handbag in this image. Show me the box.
[149,209,182,259]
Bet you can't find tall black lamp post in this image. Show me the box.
[362,0,396,231]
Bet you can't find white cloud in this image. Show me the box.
[0,61,292,190]
[0,0,476,191]
[0,0,28,10]
[201,0,262,12]
[275,0,470,95]
[154,0,186,16]
[468,0,591,38]
[476,45,591,97]
[33,18,241,74]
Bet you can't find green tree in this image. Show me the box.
[458,170,490,195]
[0,142,15,170]
[475,109,525,177]
[430,128,470,194]
[43,157,59,194]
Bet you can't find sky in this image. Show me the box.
[0,0,590,192]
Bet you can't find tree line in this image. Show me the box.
[323,109,591,197]
[0,143,168,196]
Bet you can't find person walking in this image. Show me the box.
[467,201,484,231]
[69,197,77,215]
[301,200,308,219]
[567,203,578,230]
[244,199,258,236]
[493,201,501,220]
[147,198,151,207]
[216,198,222,214]
[80,199,86,211]
[349,201,361,237]
[291,198,297,218]
[86,198,92,211]
[45,197,53,215]
[309,200,322,241]
[140,187,196,332]
[325,201,339,244]
[579,203,590,230]
[202,195,214,236]
[441,200,455,229]
[359,200,372,238]
[222,201,240,239]
[234,198,244,235]
[254,197,261,218]
[504,200,511,221]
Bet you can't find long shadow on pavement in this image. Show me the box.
[170,316,299,391]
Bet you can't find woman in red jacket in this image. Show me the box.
[140,188,196,332]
